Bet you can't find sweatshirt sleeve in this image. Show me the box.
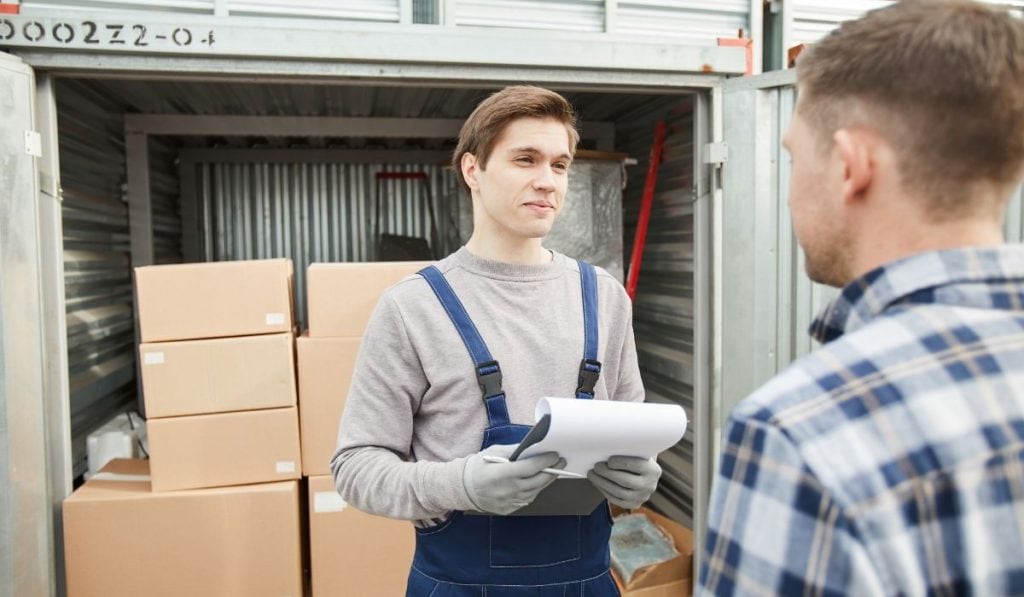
[329,291,478,521]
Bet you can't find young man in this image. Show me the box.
[700,1,1024,595]
[331,85,661,595]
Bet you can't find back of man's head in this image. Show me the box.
[797,0,1024,219]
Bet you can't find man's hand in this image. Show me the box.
[463,444,564,515]
[588,456,662,509]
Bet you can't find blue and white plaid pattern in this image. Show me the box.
[699,247,1024,596]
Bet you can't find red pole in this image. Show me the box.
[625,121,667,301]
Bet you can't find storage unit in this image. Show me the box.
[5,2,1022,596]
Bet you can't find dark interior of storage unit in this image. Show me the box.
[56,78,699,526]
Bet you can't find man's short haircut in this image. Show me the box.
[797,0,1024,216]
[452,85,579,193]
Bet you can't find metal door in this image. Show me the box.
[0,52,59,597]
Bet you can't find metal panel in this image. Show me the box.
[620,97,698,528]
[454,0,605,32]
[0,52,56,597]
[720,69,836,420]
[56,78,137,480]
[150,136,183,264]
[0,14,747,78]
[35,73,74,597]
[227,0,400,22]
[20,0,403,21]
[785,0,1024,49]
[617,0,749,44]
[198,160,455,328]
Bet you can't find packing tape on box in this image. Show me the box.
[314,491,347,513]
[265,313,285,325]
[275,461,296,473]
[90,472,152,482]
[143,352,165,365]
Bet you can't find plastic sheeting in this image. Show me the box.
[455,157,625,280]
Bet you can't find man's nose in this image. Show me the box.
[533,166,556,191]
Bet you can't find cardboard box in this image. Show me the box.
[64,459,302,597]
[296,334,361,475]
[612,508,694,597]
[135,259,293,343]
[307,261,430,337]
[140,332,296,418]
[148,407,302,492]
[307,475,415,596]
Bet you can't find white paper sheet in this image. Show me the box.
[517,397,688,475]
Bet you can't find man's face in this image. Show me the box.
[783,106,852,287]
[464,117,572,241]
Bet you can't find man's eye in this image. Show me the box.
[553,162,569,172]
[515,156,534,164]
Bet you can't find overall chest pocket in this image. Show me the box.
[489,514,582,568]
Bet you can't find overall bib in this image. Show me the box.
[406,260,619,597]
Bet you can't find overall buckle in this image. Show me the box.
[476,360,503,399]
[576,358,602,397]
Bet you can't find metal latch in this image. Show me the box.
[24,130,42,157]
[703,142,728,166]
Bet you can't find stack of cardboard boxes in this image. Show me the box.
[64,259,303,596]
[299,261,428,596]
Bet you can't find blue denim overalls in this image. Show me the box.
[406,260,619,596]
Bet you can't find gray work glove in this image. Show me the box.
[462,444,564,515]
[587,456,662,509]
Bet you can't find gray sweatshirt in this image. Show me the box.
[330,247,644,523]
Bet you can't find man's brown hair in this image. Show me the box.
[797,0,1024,216]
[452,85,579,193]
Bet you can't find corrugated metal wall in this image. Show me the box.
[453,0,750,41]
[616,0,749,41]
[150,137,183,265]
[19,0,403,21]
[621,99,697,528]
[786,0,1024,46]
[455,0,604,32]
[56,79,136,480]
[198,161,455,328]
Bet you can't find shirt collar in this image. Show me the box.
[810,245,1024,343]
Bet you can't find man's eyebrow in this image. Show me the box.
[507,146,573,161]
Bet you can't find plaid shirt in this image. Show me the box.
[699,246,1024,596]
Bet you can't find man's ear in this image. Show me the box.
[462,153,480,191]
[833,128,873,205]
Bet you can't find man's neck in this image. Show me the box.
[464,233,551,265]
[851,212,1005,281]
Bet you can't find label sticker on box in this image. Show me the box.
[275,461,296,474]
[265,313,285,325]
[143,352,165,365]
[314,491,348,513]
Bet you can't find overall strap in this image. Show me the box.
[576,260,602,400]
[418,266,510,427]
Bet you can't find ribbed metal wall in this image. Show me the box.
[617,0,750,42]
[787,0,1024,46]
[55,79,136,480]
[199,161,455,328]
[20,0,403,21]
[621,99,697,528]
[454,0,750,41]
[150,137,183,265]
[454,0,605,32]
